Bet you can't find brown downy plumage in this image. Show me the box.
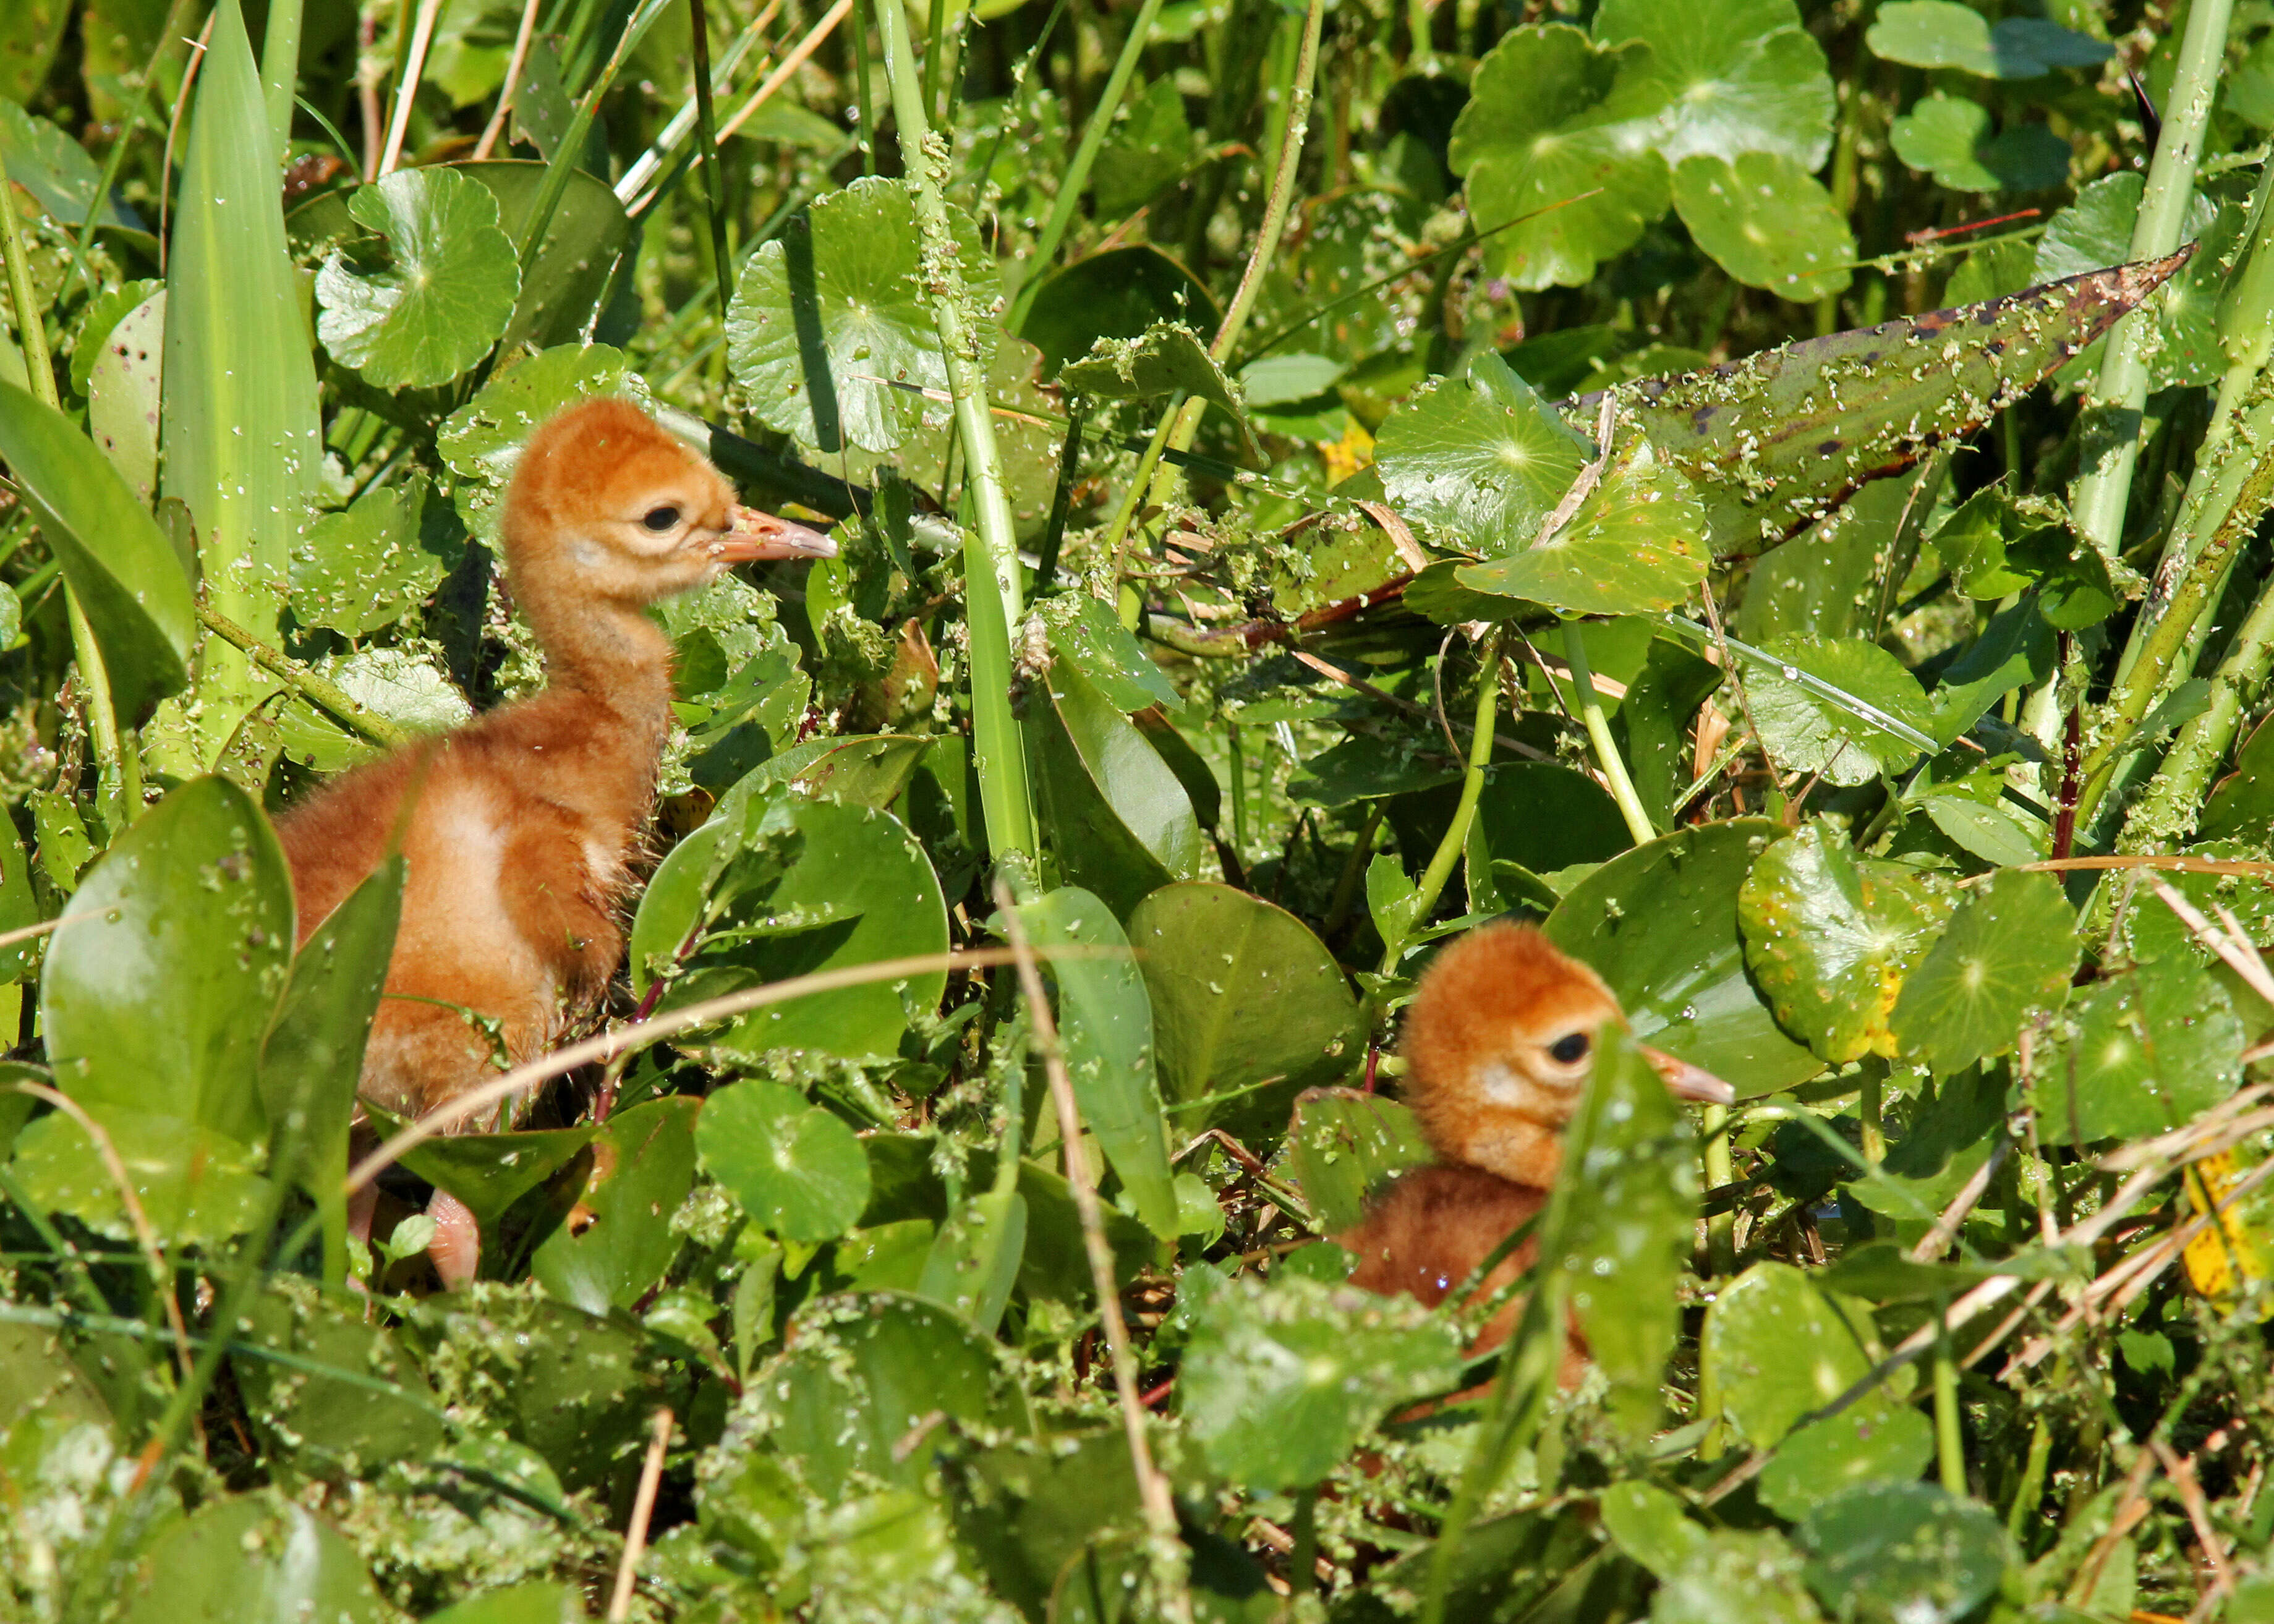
[1338,923,1732,1378]
[278,397,835,1285]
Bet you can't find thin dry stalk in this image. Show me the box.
[997,885,1194,1624]
[2071,1446,2161,1608]
[713,0,854,143]
[2153,1439,2236,1604]
[608,1407,674,1622]
[157,11,216,274]
[378,0,448,175]
[1908,1131,2010,1262]
[471,0,545,159]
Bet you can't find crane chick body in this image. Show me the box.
[1338,924,1729,1380]
[277,398,833,1278]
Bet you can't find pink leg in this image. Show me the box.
[427,1188,482,1289]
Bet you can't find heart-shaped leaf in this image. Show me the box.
[1671,151,1854,302]
[1889,868,2076,1074]
[1739,825,1957,1063]
[727,174,995,453]
[1448,24,1672,290]
[317,166,520,389]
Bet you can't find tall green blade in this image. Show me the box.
[158,0,320,768]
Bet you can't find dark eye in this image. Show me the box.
[1548,1032,1591,1066]
[641,505,681,532]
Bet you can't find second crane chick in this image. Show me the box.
[1339,923,1732,1376]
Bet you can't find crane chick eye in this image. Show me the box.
[1548,1032,1590,1065]
[641,505,682,533]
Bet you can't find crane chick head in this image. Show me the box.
[503,397,835,606]
[1399,922,1732,1186]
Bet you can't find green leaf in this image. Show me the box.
[1058,321,1253,452]
[84,285,163,504]
[1599,1482,1711,1579]
[0,380,192,720]
[1795,1483,2011,1624]
[383,1113,597,1239]
[0,818,38,985]
[1918,796,2044,867]
[117,1497,386,1624]
[1888,95,2069,194]
[9,1105,270,1247]
[1701,1261,1880,1446]
[727,174,996,453]
[1671,152,1854,302]
[2033,174,2233,391]
[316,167,519,389]
[158,0,322,758]
[1745,636,1936,786]
[1471,760,1630,878]
[2035,956,2242,1144]
[531,1097,701,1312]
[1285,1088,1434,1233]
[1756,1400,1936,1520]
[1178,1271,1463,1489]
[422,1586,586,1624]
[1377,350,1590,553]
[1016,245,1221,376]
[290,474,459,636]
[1453,432,1710,615]
[1240,352,1344,406]
[1652,1529,1827,1624]
[41,777,292,1146]
[1546,819,1823,1097]
[438,342,629,537]
[1889,869,2076,1074]
[1594,0,1835,168]
[2203,713,2274,841]
[1044,593,1183,716]
[1738,825,1957,1063]
[0,96,137,231]
[1023,886,1178,1243]
[698,1080,872,1243]
[1448,24,1673,290]
[1127,883,1366,1136]
[916,1186,1026,1333]
[1026,658,1203,916]
[1094,78,1196,217]
[1867,2,2112,79]
[234,1276,443,1472]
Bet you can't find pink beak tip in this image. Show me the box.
[718,504,838,562]
[1641,1045,1737,1107]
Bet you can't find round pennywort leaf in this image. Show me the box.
[1671,151,1854,302]
[316,166,520,389]
[697,1081,871,1243]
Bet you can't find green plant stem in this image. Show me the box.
[258,0,306,159]
[851,5,875,176]
[0,147,142,827]
[2122,556,2274,848]
[2008,1416,2053,1544]
[512,0,673,283]
[1933,1300,1965,1497]
[1010,0,1167,320]
[195,605,414,749]
[1860,1068,1886,1164]
[1379,632,1497,975]
[686,0,736,321]
[1322,802,1382,939]
[874,0,1037,859]
[2066,0,2233,561]
[1290,1484,1319,1601]
[1701,1103,1734,1275]
[1562,621,1654,846]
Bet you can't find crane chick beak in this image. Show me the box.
[1641,1045,1736,1106]
[715,504,838,562]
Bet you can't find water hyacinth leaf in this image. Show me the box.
[1023,887,1177,1242]
[727,174,996,453]
[1756,1399,1937,1520]
[1889,869,2074,1074]
[1745,637,1936,786]
[1796,1482,2011,1624]
[160,0,322,752]
[1026,658,1201,917]
[116,1498,386,1624]
[2034,956,2242,1145]
[1867,1,2113,79]
[316,167,520,390]
[1603,253,2186,557]
[1700,1261,1879,1445]
[1128,883,1366,1134]
[1594,0,1834,168]
[1058,320,1253,451]
[1377,350,1590,552]
[291,474,459,636]
[1454,433,1709,615]
[1288,731,1462,807]
[0,96,138,231]
[1178,1271,1463,1489]
[41,777,291,1145]
[1887,95,2070,195]
[8,1106,270,1248]
[384,1115,598,1238]
[1546,819,1822,1097]
[1671,152,1854,303]
[0,380,192,719]
[1447,24,1672,290]
[751,1292,1032,1499]
[1285,1088,1434,1233]
[1045,593,1181,715]
[84,286,164,505]
[1016,244,1221,375]
[1556,1025,1698,1439]
[698,1080,871,1243]
[1737,825,1957,1063]
[530,1096,701,1312]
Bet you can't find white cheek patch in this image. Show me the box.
[1477,1060,1528,1106]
